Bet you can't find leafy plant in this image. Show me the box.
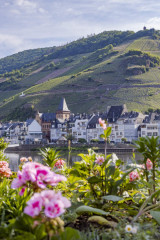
[40,148,61,168]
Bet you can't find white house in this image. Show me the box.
[25,120,42,143]
[139,113,159,138]
[86,115,104,143]
[140,123,158,138]
[120,112,145,142]
[50,119,68,142]
[5,122,27,144]
[72,116,88,141]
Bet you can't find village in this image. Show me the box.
[0,97,159,145]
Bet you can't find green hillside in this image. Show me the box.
[1,28,160,120]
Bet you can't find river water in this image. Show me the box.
[5,150,143,172]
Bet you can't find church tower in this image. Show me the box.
[56,98,70,120]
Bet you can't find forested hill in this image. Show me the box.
[1,28,160,120]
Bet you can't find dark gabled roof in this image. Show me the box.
[107,105,126,123]
[42,113,56,122]
[10,123,19,129]
[87,115,101,129]
[26,119,34,126]
[154,114,160,121]
[51,118,67,129]
[143,113,156,123]
[120,111,139,119]
[57,98,70,112]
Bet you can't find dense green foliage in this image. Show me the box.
[46,29,160,59]
[0,47,55,74]
[5,106,36,121]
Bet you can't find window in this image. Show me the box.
[142,131,145,135]
[153,132,158,136]
[147,132,152,136]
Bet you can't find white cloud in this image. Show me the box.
[10,9,21,14]
[146,17,160,29]
[14,0,46,14]
[0,34,23,46]
[38,8,46,14]
[15,0,37,9]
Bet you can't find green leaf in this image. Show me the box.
[100,134,105,139]
[75,205,109,216]
[52,227,81,240]
[104,127,112,138]
[102,195,123,202]
[101,154,112,168]
[35,224,47,240]
[12,232,36,240]
[105,166,115,177]
[88,216,117,227]
[150,211,160,225]
[14,214,34,232]
[87,176,102,184]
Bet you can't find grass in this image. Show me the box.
[126,37,160,52]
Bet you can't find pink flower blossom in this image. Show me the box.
[11,162,67,194]
[55,159,65,169]
[0,161,12,178]
[24,193,43,217]
[99,118,107,130]
[0,161,9,168]
[24,190,71,218]
[44,172,67,186]
[95,156,105,165]
[146,159,153,170]
[129,171,139,182]
[11,171,24,188]
[45,200,65,218]
[19,187,26,196]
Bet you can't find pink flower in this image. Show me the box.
[55,159,65,169]
[0,161,9,168]
[19,187,26,196]
[99,118,107,130]
[129,171,139,182]
[146,159,153,170]
[24,190,71,218]
[0,161,12,178]
[24,193,43,217]
[11,162,67,194]
[95,156,105,165]
[36,166,51,188]
[44,172,67,186]
[45,200,65,218]
[11,171,24,188]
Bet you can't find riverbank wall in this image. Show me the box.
[5,143,137,153]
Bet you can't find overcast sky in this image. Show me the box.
[1,0,160,58]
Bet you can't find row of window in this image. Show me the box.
[142,131,158,136]
[42,124,50,129]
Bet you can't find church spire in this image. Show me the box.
[58,97,69,111]
[56,97,70,120]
